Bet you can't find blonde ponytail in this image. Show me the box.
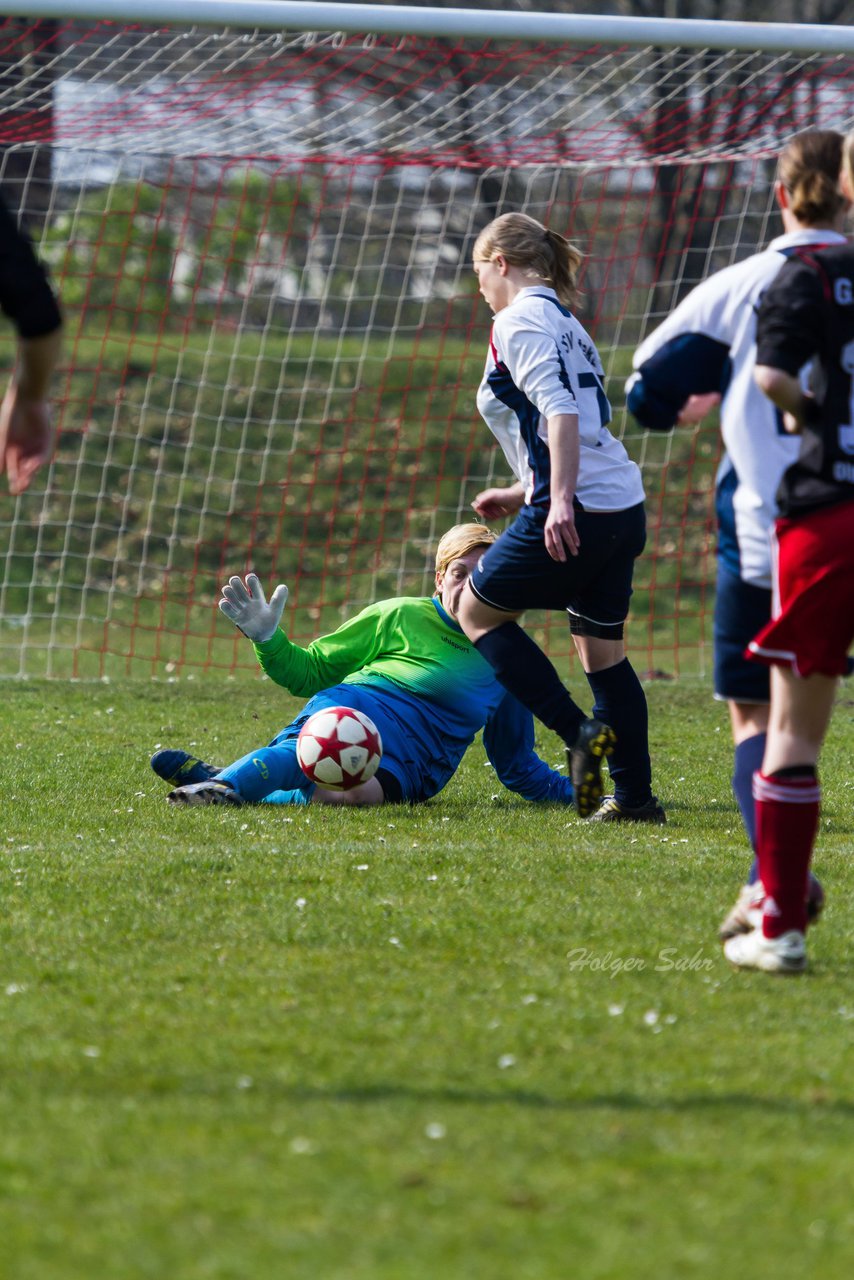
[474,212,582,308]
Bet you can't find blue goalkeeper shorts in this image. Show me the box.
[264,683,464,803]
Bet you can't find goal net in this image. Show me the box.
[1,7,852,678]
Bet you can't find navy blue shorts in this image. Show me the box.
[469,501,646,630]
[713,562,771,703]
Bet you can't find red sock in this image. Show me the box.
[753,770,820,938]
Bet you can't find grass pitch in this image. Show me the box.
[2,678,854,1279]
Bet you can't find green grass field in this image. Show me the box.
[2,677,853,1279]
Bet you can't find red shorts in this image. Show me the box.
[746,499,854,679]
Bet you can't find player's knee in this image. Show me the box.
[569,613,625,641]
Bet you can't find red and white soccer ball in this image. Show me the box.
[296,706,383,791]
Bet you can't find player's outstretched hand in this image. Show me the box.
[219,573,288,642]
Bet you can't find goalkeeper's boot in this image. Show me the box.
[718,874,825,942]
[567,718,616,819]
[723,927,807,974]
[151,749,220,787]
[167,780,243,807]
[588,795,666,824]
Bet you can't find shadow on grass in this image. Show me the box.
[281,1084,854,1116]
[17,1074,854,1117]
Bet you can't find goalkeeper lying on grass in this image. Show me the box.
[154,522,574,809]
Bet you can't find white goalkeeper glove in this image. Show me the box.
[218,573,289,643]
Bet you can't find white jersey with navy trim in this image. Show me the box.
[628,229,848,588]
[477,286,644,512]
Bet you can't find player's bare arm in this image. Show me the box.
[753,365,810,431]
[471,481,525,520]
[544,412,580,561]
[0,327,63,496]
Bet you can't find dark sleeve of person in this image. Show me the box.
[627,333,731,431]
[0,194,62,338]
[755,257,825,376]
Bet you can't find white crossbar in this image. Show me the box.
[3,1,854,56]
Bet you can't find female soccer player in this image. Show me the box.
[723,135,854,973]
[456,212,662,823]
[156,523,576,810]
[627,130,847,934]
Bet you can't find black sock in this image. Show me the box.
[474,622,587,745]
[585,658,652,807]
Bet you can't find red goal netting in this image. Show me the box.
[1,15,852,678]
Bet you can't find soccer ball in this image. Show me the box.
[296,706,383,791]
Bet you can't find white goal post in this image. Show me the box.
[0,3,852,679]
[4,2,854,53]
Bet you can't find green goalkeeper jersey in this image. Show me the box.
[253,596,573,803]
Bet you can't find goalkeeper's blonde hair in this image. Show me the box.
[435,522,496,576]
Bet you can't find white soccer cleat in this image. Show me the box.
[719,876,825,942]
[718,881,766,941]
[723,927,807,974]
